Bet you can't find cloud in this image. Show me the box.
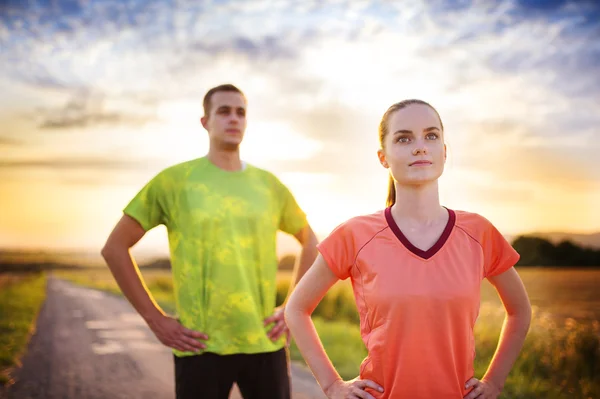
[11,72,71,91]
[3,0,597,106]
[0,136,23,146]
[0,0,598,190]
[37,90,155,130]
[445,175,537,205]
[1,0,600,245]
[0,157,149,170]
[188,36,298,61]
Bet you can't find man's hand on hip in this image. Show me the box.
[147,314,208,353]
[264,306,289,345]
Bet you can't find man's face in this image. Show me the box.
[201,91,247,150]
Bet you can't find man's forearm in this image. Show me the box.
[101,245,164,322]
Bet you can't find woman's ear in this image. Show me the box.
[377,149,389,168]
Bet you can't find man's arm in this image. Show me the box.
[286,224,319,301]
[101,215,162,321]
[101,214,207,352]
[265,224,318,342]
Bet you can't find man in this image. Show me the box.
[101,84,318,399]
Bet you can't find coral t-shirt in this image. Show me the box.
[317,207,519,398]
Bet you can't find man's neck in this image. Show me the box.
[207,148,242,171]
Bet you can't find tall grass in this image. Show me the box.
[55,269,177,313]
[0,273,47,385]
[58,269,600,398]
[277,278,600,399]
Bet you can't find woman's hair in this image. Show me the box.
[379,99,444,207]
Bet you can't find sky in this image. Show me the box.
[0,0,599,258]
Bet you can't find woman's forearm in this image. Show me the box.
[482,311,531,390]
[285,307,342,392]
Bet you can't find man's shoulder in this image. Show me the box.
[147,158,207,186]
[246,163,276,178]
[245,163,286,187]
[160,157,205,175]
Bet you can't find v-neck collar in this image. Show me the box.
[384,206,456,260]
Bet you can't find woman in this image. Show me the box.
[284,100,532,399]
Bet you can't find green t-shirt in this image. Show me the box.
[123,156,307,356]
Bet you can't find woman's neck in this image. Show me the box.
[391,181,445,226]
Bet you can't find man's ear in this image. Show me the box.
[201,116,208,130]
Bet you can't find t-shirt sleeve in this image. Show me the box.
[276,179,308,236]
[317,222,355,280]
[123,172,168,232]
[481,219,520,278]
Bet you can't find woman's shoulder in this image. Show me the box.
[453,209,501,239]
[328,209,388,238]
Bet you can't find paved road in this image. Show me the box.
[2,277,326,399]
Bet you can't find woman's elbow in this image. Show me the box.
[507,302,533,331]
[284,298,311,324]
[284,304,299,329]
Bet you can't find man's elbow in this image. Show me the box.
[101,239,125,263]
[303,226,319,249]
[100,242,113,262]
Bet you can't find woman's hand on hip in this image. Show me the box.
[324,377,384,399]
[464,377,502,399]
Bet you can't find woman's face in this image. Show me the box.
[378,104,446,186]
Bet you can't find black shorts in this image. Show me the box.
[174,347,291,399]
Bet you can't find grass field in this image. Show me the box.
[0,273,47,386]
[55,267,600,398]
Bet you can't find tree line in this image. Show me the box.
[511,236,600,267]
[278,236,600,270]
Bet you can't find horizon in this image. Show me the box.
[1,0,599,253]
[2,228,599,264]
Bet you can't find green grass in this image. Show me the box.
[473,304,599,398]
[278,277,600,398]
[288,318,367,379]
[58,268,600,398]
[0,273,47,386]
[54,269,177,313]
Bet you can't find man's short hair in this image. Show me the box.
[203,84,246,117]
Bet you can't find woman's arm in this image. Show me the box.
[465,267,532,398]
[284,254,344,390]
[284,254,383,398]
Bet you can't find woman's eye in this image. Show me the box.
[397,136,410,143]
[426,133,439,140]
